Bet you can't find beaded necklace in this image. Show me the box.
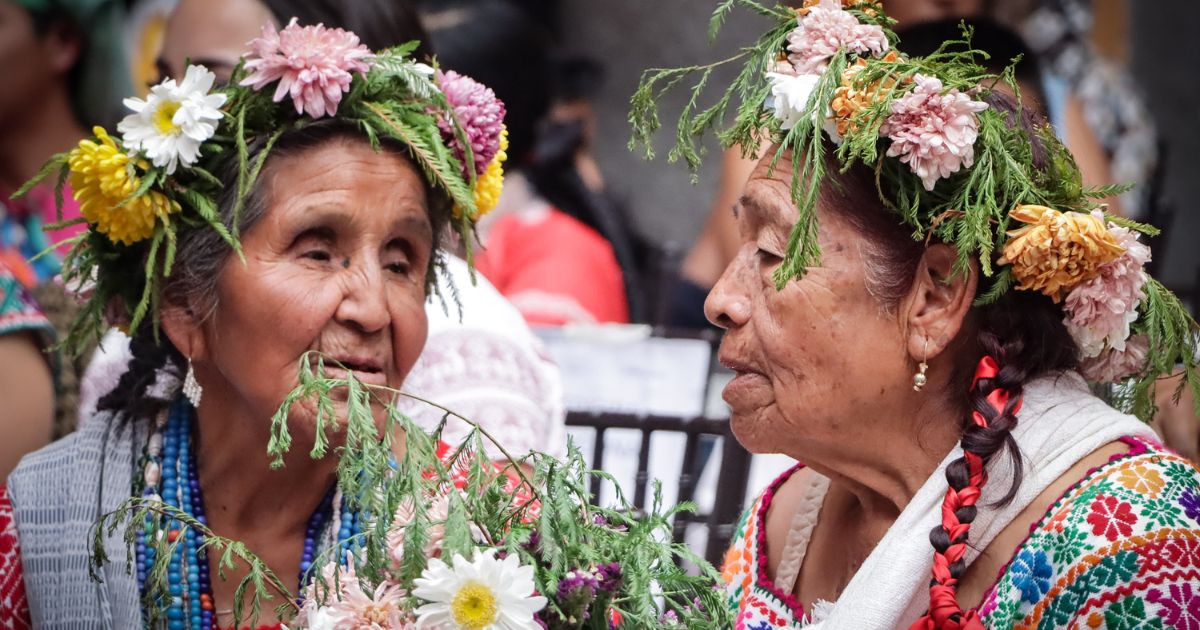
[136,398,361,629]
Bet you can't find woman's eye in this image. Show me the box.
[385,260,412,275]
[302,249,332,262]
[756,246,781,262]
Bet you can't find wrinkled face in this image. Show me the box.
[704,155,911,458]
[158,0,275,84]
[881,0,985,26]
[195,138,432,435]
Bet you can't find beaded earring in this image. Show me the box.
[183,358,203,407]
[913,339,929,392]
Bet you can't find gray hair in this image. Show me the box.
[162,121,450,324]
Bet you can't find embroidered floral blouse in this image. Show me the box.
[722,436,1200,628]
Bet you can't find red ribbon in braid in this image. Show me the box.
[908,355,1022,630]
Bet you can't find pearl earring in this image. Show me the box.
[913,339,929,392]
[183,358,203,407]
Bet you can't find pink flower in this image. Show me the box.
[882,74,988,191]
[328,580,412,629]
[240,18,372,119]
[1064,215,1151,358]
[786,0,889,75]
[386,493,450,566]
[436,70,506,178]
[299,560,415,629]
[1080,334,1149,383]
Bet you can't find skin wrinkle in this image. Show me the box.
[707,149,980,608]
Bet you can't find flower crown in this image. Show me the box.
[630,0,1199,418]
[15,19,508,352]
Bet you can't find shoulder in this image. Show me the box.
[981,438,1200,628]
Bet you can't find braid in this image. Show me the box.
[911,292,1079,630]
[97,327,186,422]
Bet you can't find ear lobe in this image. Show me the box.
[902,244,978,361]
[160,303,206,362]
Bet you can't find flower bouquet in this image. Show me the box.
[93,355,731,629]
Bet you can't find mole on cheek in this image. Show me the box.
[341,258,351,269]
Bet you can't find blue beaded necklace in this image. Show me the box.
[136,398,361,629]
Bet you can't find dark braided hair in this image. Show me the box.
[817,92,1080,626]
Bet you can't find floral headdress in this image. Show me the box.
[629,0,1199,420]
[15,19,508,352]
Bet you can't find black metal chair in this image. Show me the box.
[564,411,753,566]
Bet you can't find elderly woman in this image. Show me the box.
[0,20,509,628]
[634,3,1200,628]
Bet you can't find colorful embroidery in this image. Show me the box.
[980,437,1200,629]
[724,437,1200,629]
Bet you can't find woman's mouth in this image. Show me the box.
[323,356,388,388]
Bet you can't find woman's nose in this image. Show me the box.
[335,261,390,334]
[704,253,752,330]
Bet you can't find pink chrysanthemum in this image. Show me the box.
[786,0,889,75]
[1081,334,1149,383]
[436,70,506,177]
[882,74,988,191]
[1064,215,1151,358]
[386,494,450,567]
[328,580,413,629]
[240,18,372,119]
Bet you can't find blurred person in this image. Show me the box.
[0,261,54,481]
[425,0,630,326]
[0,0,129,283]
[155,0,433,85]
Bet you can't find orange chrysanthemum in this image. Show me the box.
[998,204,1125,301]
[829,50,901,137]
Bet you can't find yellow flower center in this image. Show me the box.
[450,581,499,630]
[154,101,182,135]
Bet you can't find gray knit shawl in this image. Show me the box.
[9,411,148,628]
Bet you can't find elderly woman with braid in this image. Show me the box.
[633,2,1200,628]
[0,20,517,628]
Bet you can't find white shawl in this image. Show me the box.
[804,371,1158,629]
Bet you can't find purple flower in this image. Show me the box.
[594,562,623,593]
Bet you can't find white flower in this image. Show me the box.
[412,549,547,630]
[300,605,347,630]
[766,72,822,131]
[118,65,226,174]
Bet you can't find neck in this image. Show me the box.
[0,88,85,196]
[194,397,337,540]
[799,391,963,527]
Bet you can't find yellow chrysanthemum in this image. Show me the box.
[455,126,508,221]
[68,126,179,246]
[998,204,1125,301]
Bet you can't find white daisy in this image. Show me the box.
[118,64,226,174]
[412,549,547,630]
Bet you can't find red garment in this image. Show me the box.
[477,209,628,326]
[0,486,30,630]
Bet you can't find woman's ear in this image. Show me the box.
[900,243,977,362]
[160,301,207,362]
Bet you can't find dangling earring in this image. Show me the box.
[912,339,929,392]
[183,358,203,407]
